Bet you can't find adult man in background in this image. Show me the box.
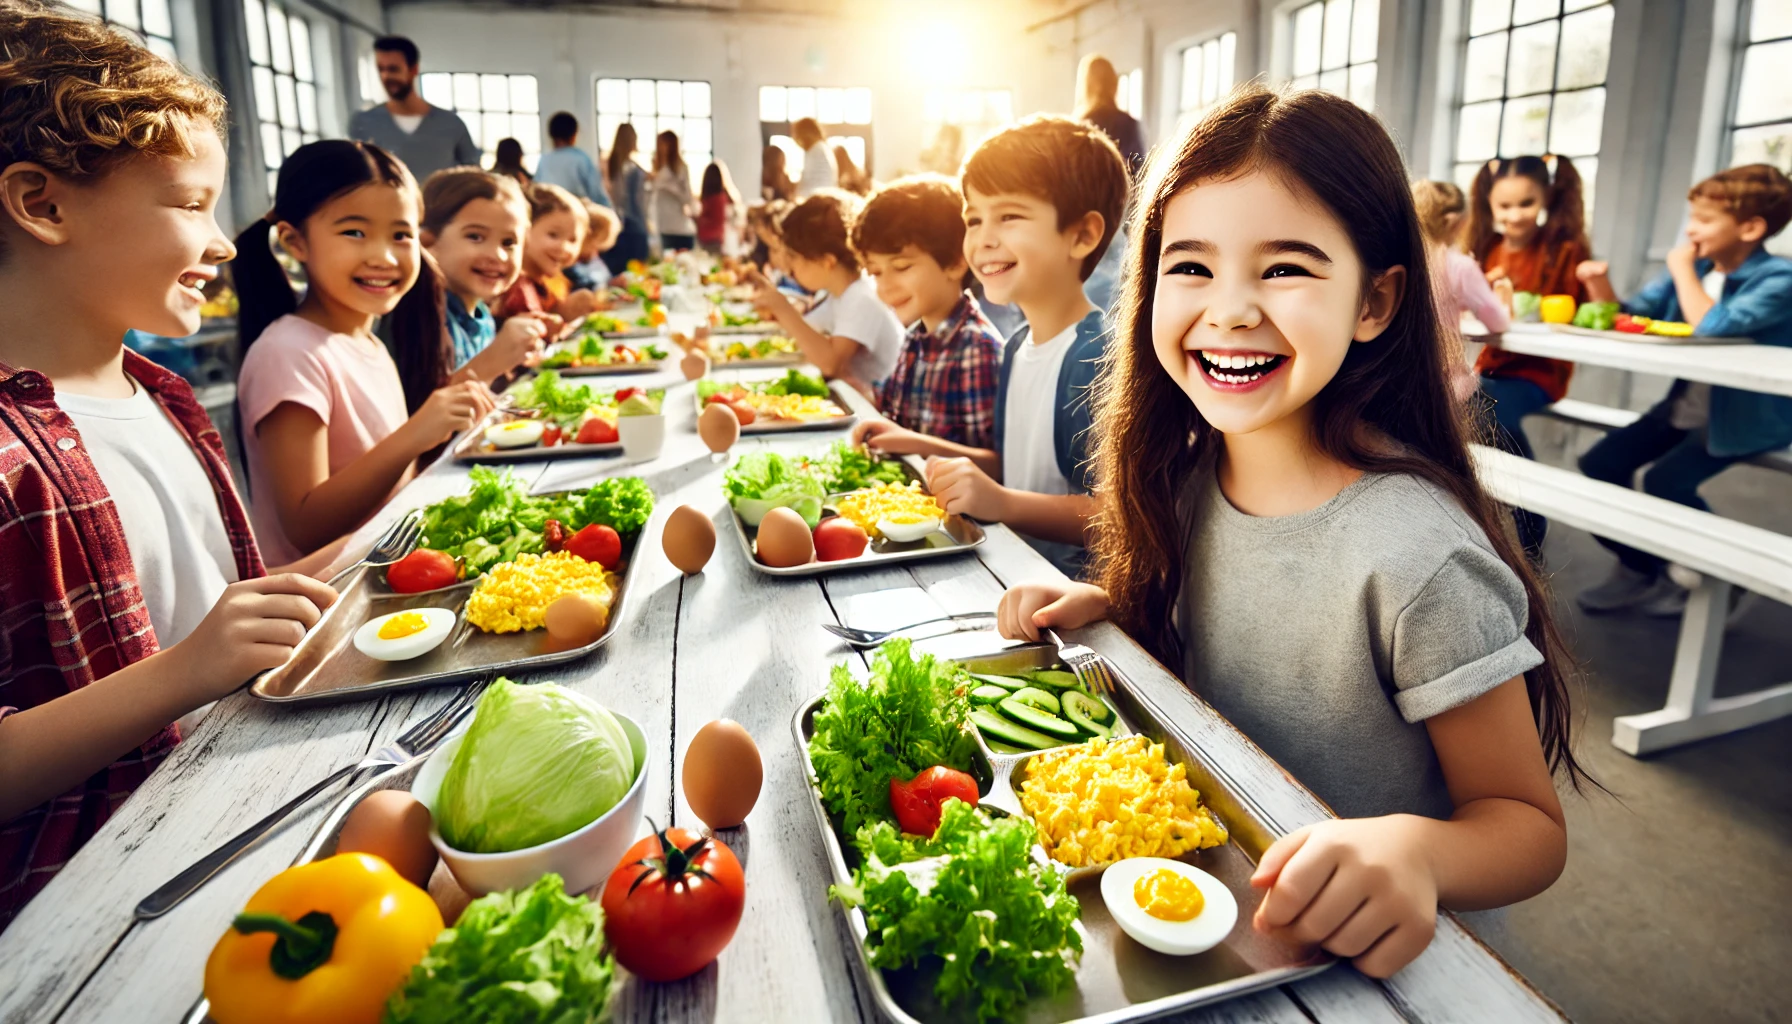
[534,111,611,206]
[348,36,479,182]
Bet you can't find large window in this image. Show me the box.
[243,0,320,195]
[1119,68,1144,118]
[921,88,1014,160]
[1729,1,1792,173]
[1290,0,1378,109]
[1453,0,1614,215]
[67,0,176,63]
[758,86,873,177]
[1180,32,1238,118]
[596,78,713,178]
[420,73,541,171]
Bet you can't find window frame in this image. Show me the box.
[1284,0,1380,109]
[757,85,875,179]
[419,72,542,173]
[1177,30,1239,119]
[68,0,177,62]
[595,77,715,187]
[1722,0,1792,173]
[242,0,323,197]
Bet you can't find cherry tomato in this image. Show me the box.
[602,825,745,983]
[614,387,641,403]
[386,548,459,594]
[541,424,564,447]
[564,523,622,568]
[889,766,979,838]
[576,417,619,445]
[813,517,867,561]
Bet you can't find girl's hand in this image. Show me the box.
[852,418,925,455]
[1574,259,1609,283]
[996,582,1111,641]
[412,381,495,448]
[172,574,338,702]
[1251,816,1439,978]
[491,314,548,369]
[924,456,1007,521]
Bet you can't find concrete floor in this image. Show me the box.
[1466,425,1792,1024]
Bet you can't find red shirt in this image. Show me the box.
[697,193,730,246]
[1475,238,1590,401]
[0,351,265,929]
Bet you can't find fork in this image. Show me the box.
[134,679,489,920]
[325,509,423,587]
[822,612,996,648]
[1042,628,1118,702]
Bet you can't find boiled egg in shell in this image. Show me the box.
[485,419,544,449]
[876,517,941,543]
[353,608,457,661]
[1099,857,1237,956]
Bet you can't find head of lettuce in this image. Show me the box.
[436,678,639,853]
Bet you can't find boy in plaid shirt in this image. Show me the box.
[0,0,337,928]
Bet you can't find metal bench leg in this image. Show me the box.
[1612,578,1792,754]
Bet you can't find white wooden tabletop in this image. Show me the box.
[1489,322,1792,397]
[0,361,1565,1024]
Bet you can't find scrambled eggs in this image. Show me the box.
[464,551,615,634]
[737,393,843,422]
[835,481,943,538]
[1018,735,1228,867]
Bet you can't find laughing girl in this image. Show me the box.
[996,89,1589,978]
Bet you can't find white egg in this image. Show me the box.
[485,419,544,449]
[877,517,942,543]
[352,608,457,662]
[1099,857,1237,956]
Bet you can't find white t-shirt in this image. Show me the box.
[392,113,425,134]
[1003,323,1077,495]
[797,142,837,197]
[805,276,905,387]
[57,377,239,650]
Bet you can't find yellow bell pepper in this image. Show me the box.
[1540,294,1578,324]
[204,853,444,1024]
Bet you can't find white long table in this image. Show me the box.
[0,364,1564,1024]
[1490,322,1792,398]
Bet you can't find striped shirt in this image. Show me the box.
[0,351,264,929]
[876,292,1005,449]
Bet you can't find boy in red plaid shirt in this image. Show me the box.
[850,175,1005,448]
[0,0,337,928]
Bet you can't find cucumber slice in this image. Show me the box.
[1062,691,1113,737]
[984,738,1037,755]
[1009,686,1061,715]
[970,684,1010,704]
[968,672,1029,691]
[970,707,1059,750]
[998,697,1081,741]
[1026,669,1080,690]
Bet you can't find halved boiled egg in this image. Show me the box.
[352,608,457,661]
[877,517,941,543]
[1099,857,1237,956]
[484,419,544,449]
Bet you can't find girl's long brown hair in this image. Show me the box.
[1090,87,1593,789]
[1463,154,1589,263]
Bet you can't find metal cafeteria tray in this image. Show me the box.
[793,643,1332,1024]
[547,357,667,377]
[249,516,643,704]
[450,407,623,464]
[732,460,984,577]
[694,376,859,434]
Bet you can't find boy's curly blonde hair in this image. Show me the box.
[0,0,225,180]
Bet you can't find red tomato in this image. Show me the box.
[704,393,731,406]
[564,523,622,568]
[889,766,979,837]
[386,548,459,593]
[725,401,757,425]
[541,423,564,447]
[614,387,641,403]
[601,825,745,982]
[576,417,619,445]
[813,517,868,561]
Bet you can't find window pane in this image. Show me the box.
[297,81,318,133]
[148,34,177,61]
[845,87,872,124]
[1463,33,1508,102]
[458,111,481,146]
[1500,92,1552,154]
[141,0,171,38]
[1320,67,1349,95]
[1351,0,1379,64]
[685,118,711,154]
[252,66,276,122]
[1453,161,1483,191]
[243,0,267,66]
[420,73,452,108]
[685,82,712,118]
[475,74,503,113]
[266,5,291,74]
[1563,0,1604,10]
[510,76,538,113]
[843,137,865,168]
[453,73,480,111]
[1294,73,1320,90]
[267,170,278,196]
[759,86,785,122]
[1754,0,1792,41]
[1219,32,1236,97]
[1731,123,1792,173]
[1181,45,1204,111]
[787,86,815,121]
[1735,40,1792,126]
[482,113,509,154]
[261,123,282,167]
[1507,19,1559,95]
[1575,155,1597,223]
[280,126,299,157]
[771,135,803,176]
[1322,0,1351,70]
[1294,2,1323,76]
[1348,61,1377,109]
[105,0,138,30]
[275,73,297,127]
[1511,0,1559,24]
[67,0,101,13]
[289,15,312,81]
[990,90,1013,123]
[1458,100,1502,161]
[629,79,655,114]
[597,114,625,151]
[817,87,844,123]
[1470,0,1512,36]
[656,79,681,116]
[1548,86,1604,154]
[513,114,541,154]
[1556,5,1612,90]
[597,79,628,115]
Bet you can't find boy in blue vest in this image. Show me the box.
[1574,164,1792,614]
[854,116,1128,576]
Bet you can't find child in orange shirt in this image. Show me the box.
[494,182,600,323]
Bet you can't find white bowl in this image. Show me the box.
[617,413,666,461]
[411,710,649,897]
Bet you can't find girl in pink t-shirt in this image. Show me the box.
[1411,180,1512,401]
[232,140,495,562]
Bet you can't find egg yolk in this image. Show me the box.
[1134,868,1204,922]
[377,612,432,640]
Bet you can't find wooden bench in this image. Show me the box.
[1471,444,1792,754]
[1530,398,1792,474]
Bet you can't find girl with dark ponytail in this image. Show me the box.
[232,139,495,564]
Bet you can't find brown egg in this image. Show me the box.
[698,401,740,453]
[544,592,608,646]
[337,789,437,889]
[754,506,814,568]
[680,348,711,382]
[682,719,763,829]
[661,504,716,574]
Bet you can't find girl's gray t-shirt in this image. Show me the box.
[1178,469,1542,821]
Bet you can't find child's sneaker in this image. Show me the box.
[1576,564,1674,613]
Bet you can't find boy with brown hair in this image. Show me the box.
[855,115,1127,575]
[850,174,1005,448]
[1575,163,1792,614]
[0,0,337,926]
